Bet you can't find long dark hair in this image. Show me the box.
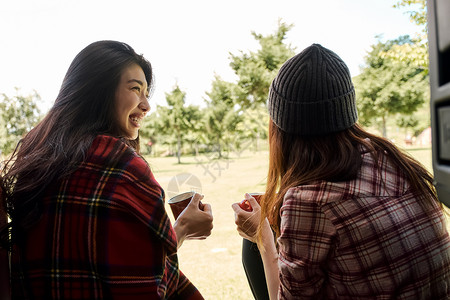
[260,121,438,241]
[0,40,153,248]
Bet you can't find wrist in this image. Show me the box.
[173,218,187,249]
[259,219,277,256]
[261,218,273,239]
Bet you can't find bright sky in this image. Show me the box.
[0,0,420,112]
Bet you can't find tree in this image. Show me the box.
[354,36,429,137]
[141,85,202,163]
[235,105,269,151]
[381,0,428,73]
[204,76,242,158]
[0,89,42,154]
[357,0,430,139]
[210,20,296,150]
[394,0,427,29]
[229,20,296,110]
[139,110,166,156]
[179,104,204,156]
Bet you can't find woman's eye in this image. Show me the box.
[132,86,141,92]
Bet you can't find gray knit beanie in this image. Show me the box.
[268,44,357,135]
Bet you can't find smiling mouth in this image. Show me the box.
[129,115,143,127]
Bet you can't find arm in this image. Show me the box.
[232,193,279,299]
[277,189,336,298]
[258,218,279,300]
[173,193,213,249]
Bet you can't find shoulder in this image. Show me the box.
[283,147,409,209]
[88,135,138,163]
[83,136,174,248]
[282,181,349,209]
[358,148,410,196]
[86,135,154,180]
[83,135,163,210]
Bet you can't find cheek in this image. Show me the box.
[113,105,129,129]
[115,99,129,118]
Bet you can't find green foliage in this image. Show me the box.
[379,37,428,74]
[229,20,296,110]
[204,77,242,158]
[354,36,429,137]
[0,89,42,155]
[203,20,295,154]
[355,0,430,138]
[140,85,203,162]
[394,0,427,28]
[385,0,428,73]
[236,106,270,151]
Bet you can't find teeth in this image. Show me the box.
[130,117,141,124]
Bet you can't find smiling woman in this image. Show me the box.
[0,40,213,299]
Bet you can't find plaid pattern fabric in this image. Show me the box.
[11,135,203,299]
[278,148,450,299]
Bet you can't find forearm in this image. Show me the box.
[173,219,186,249]
[258,220,280,300]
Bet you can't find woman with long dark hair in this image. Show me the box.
[0,40,213,299]
[233,44,450,299]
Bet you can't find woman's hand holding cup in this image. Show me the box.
[171,192,213,248]
[232,193,262,243]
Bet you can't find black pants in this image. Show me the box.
[242,238,269,300]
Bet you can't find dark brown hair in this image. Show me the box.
[259,120,438,242]
[0,41,153,248]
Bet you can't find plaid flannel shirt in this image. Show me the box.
[11,135,203,299]
[278,147,450,299]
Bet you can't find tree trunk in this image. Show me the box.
[217,138,222,159]
[177,134,181,164]
[256,132,260,152]
[382,115,387,138]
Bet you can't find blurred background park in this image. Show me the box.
[1,0,444,299]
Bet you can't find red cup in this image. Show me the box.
[168,191,204,219]
[239,193,263,212]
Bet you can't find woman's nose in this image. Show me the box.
[139,96,150,113]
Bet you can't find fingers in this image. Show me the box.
[187,193,209,213]
[233,207,256,227]
[231,194,263,242]
[173,194,214,244]
[202,204,214,230]
[202,203,212,214]
[189,192,204,206]
[231,202,242,213]
[245,193,259,207]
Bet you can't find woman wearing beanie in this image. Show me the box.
[232,44,450,299]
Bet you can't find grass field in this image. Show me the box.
[146,145,441,299]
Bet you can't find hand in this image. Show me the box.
[173,193,213,248]
[231,193,261,243]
